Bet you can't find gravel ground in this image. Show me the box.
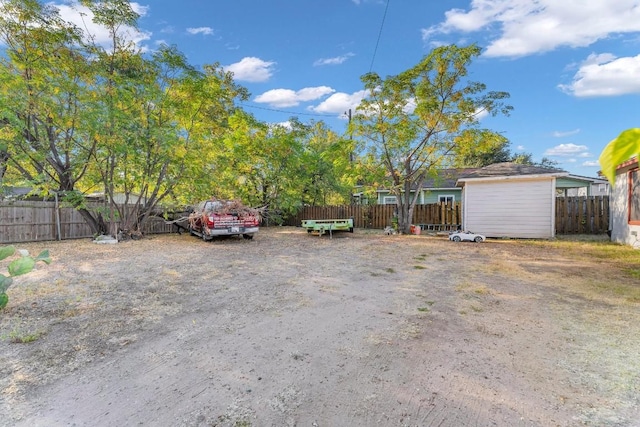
[1,227,639,426]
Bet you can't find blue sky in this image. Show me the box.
[55,0,640,176]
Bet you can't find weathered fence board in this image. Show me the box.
[285,203,461,230]
[0,201,180,244]
[1,196,610,244]
[555,196,609,235]
[287,196,609,235]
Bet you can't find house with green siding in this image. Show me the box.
[375,169,476,205]
[374,168,608,205]
[556,174,609,197]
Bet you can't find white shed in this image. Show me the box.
[457,163,568,239]
[609,158,640,248]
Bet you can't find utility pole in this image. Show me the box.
[346,108,356,205]
[347,108,353,163]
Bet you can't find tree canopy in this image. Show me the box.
[0,0,353,234]
[352,44,512,233]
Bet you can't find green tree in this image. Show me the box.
[0,0,103,227]
[0,0,248,237]
[299,121,356,206]
[213,113,306,222]
[599,128,640,184]
[352,44,512,233]
[454,138,559,169]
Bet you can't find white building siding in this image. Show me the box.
[463,178,555,238]
[610,171,640,248]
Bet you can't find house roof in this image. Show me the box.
[375,168,478,192]
[615,157,638,173]
[563,174,608,184]
[457,162,567,182]
[420,168,478,189]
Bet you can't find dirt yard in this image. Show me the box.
[1,227,639,426]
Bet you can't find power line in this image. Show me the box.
[239,102,338,118]
[369,0,390,73]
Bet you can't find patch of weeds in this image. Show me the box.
[413,265,426,270]
[385,267,396,274]
[414,254,427,261]
[626,268,640,280]
[474,285,492,295]
[470,305,483,313]
[417,300,435,312]
[5,328,45,343]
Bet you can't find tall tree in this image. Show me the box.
[0,0,104,226]
[299,121,356,206]
[454,137,559,168]
[352,44,512,233]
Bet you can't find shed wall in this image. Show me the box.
[462,178,555,238]
[610,171,640,248]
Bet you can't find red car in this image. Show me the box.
[188,200,259,241]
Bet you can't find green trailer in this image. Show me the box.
[301,218,354,237]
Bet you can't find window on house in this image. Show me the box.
[598,183,608,193]
[630,169,640,224]
[438,195,455,204]
[383,196,397,205]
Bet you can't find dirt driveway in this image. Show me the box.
[1,227,639,426]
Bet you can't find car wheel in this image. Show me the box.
[452,236,461,242]
[242,234,254,240]
[474,236,483,243]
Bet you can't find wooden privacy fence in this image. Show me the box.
[285,202,461,230]
[0,200,180,244]
[1,196,610,243]
[287,196,609,235]
[555,196,609,234]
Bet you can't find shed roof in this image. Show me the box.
[457,162,567,182]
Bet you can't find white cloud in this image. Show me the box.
[187,27,214,36]
[254,86,335,108]
[516,145,526,151]
[423,0,640,57]
[558,53,640,97]
[273,121,293,130]
[313,53,355,66]
[552,129,580,137]
[309,90,368,115]
[55,1,151,49]
[582,160,600,167]
[474,107,489,121]
[225,57,276,83]
[544,143,590,157]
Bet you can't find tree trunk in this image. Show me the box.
[77,207,108,236]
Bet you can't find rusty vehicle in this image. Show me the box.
[188,199,259,241]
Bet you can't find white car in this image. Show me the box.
[449,230,486,243]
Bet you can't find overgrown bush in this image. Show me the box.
[0,246,51,309]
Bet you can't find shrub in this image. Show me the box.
[0,246,51,309]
